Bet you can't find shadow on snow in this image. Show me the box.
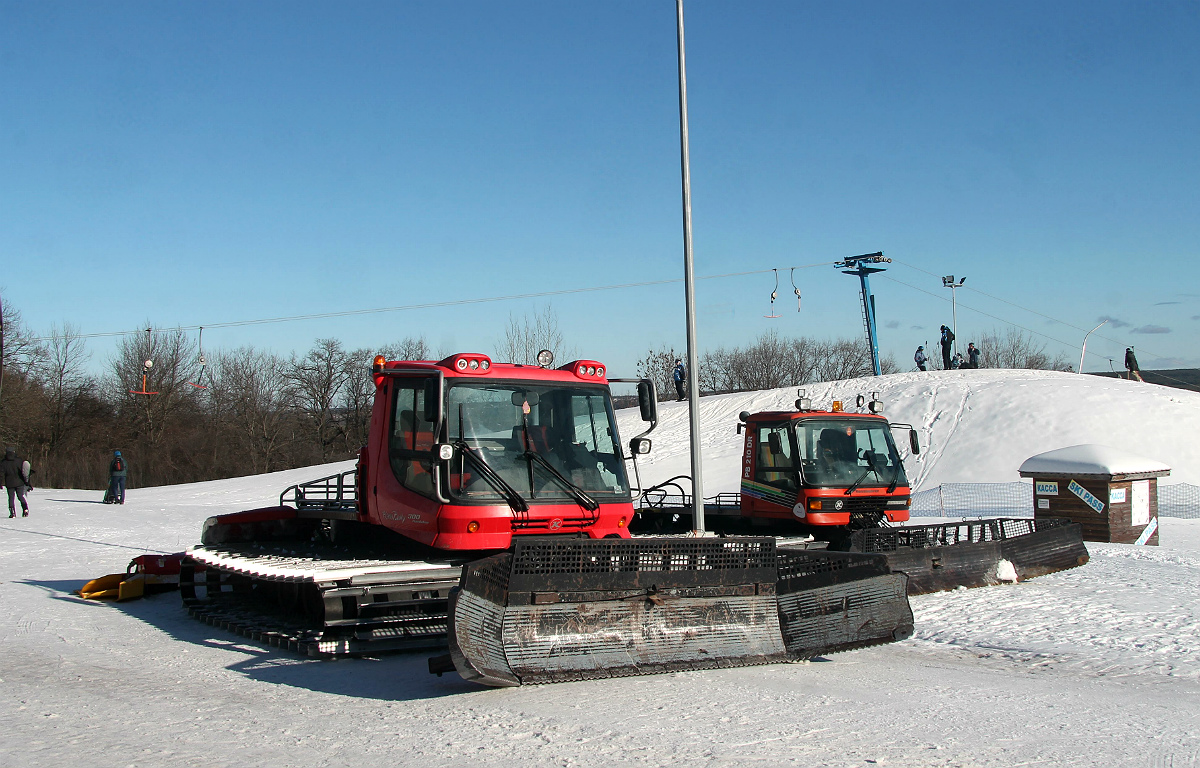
[17,577,483,701]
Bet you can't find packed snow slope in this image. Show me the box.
[2,369,1199,767]
[618,368,1200,491]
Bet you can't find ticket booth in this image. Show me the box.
[1018,444,1168,545]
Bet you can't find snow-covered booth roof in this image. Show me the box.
[1019,444,1171,481]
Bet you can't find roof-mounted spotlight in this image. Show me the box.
[536,349,554,368]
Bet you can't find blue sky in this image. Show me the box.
[3,1,1198,376]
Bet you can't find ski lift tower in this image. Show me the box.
[835,252,891,377]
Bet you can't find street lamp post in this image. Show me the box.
[1079,320,1107,374]
[675,0,705,534]
[941,275,966,359]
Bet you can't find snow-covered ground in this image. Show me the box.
[3,370,1199,767]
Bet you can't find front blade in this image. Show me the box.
[448,537,787,685]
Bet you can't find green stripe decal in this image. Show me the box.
[741,480,797,507]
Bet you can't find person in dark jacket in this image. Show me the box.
[1125,348,1144,382]
[2,447,31,518]
[914,346,928,371]
[107,450,128,505]
[939,325,955,370]
[967,343,981,369]
[673,360,686,401]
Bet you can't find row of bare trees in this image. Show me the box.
[637,327,1070,398]
[0,296,436,489]
[637,331,900,398]
[0,293,1073,490]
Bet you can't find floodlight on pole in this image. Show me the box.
[942,276,966,357]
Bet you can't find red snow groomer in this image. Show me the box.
[181,354,915,686]
[632,391,1090,594]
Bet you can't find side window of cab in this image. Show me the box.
[389,378,437,498]
[755,424,796,490]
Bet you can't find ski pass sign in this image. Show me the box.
[1068,480,1105,513]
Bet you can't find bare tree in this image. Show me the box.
[380,335,432,361]
[976,327,1070,370]
[210,347,295,474]
[110,325,201,455]
[288,338,349,461]
[35,323,94,465]
[0,293,44,413]
[496,306,569,365]
[813,338,874,382]
[637,345,682,399]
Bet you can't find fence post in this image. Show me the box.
[938,484,944,516]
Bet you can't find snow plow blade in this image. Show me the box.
[846,517,1089,595]
[439,537,913,686]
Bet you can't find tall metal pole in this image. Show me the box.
[951,285,959,358]
[858,271,882,376]
[676,0,704,533]
[1079,319,1107,373]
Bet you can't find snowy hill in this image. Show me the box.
[3,369,1199,767]
[619,368,1200,491]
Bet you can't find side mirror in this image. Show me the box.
[768,432,784,456]
[637,380,658,423]
[630,437,652,455]
[909,430,921,455]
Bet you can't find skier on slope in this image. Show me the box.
[1125,348,1144,382]
[107,450,128,505]
[2,447,32,518]
[939,325,955,370]
[914,346,928,372]
[673,359,686,401]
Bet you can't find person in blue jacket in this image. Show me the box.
[673,359,686,401]
[107,450,128,505]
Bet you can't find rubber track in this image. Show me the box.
[181,545,459,658]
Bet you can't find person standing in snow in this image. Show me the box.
[2,447,31,518]
[107,450,128,505]
[939,325,955,370]
[914,346,928,371]
[967,342,981,369]
[673,359,686,401]
[1125,348,1144,382]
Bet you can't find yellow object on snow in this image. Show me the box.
[76,572,145,601]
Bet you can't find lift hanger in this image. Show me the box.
[764,269,781,318]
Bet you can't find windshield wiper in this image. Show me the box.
[522,448,600,512]
[843,466,875,495]
[886,458,903,494]
[518,415,600,512]
[452,439,528,514]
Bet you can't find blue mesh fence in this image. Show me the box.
[911,482,1200,519]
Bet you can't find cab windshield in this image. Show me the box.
[446,381,630,503]
[793,419,907,489]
